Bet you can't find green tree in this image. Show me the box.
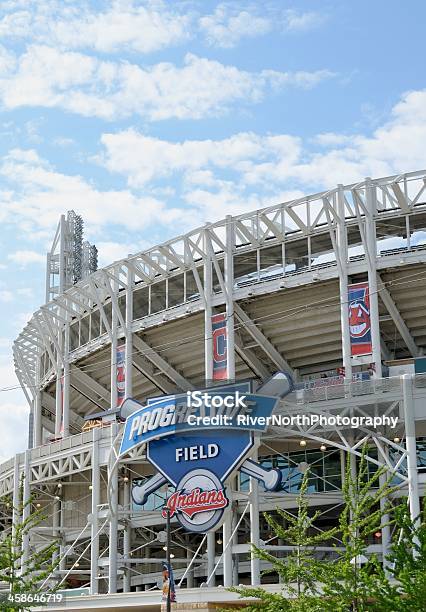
[321,446,398,612]
[228,445,400,612]
[0,497,59,611]
[228,470,338,611]
[368,504,426,611]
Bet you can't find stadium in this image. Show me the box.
[2,169,426,610]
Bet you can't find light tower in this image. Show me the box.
[45,211,98,302]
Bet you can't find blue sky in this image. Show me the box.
[0,0,425,460]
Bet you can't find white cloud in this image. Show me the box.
[0,1,191,54]
[198,5,327,48]
[0,290,13,302]
[284,10,326,32]
[0,401,29,463]
[0,45,334,120]
[8,250,45,266]
[99,130,303,187]
[199,4,271,48]
[0,147,190,233]
[99,88,426,221]
[0,354,29,462]
[96,240,150,267]
[2,89,425,264]
[17,287,34,298]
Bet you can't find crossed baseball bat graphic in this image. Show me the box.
[132,459,282,505]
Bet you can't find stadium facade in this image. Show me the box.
[2,170,426,609]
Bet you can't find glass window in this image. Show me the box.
[186,268,203,302]
[259,245,283,280]
[168,274,185,307]
[212,259,225,293]
[285,240,309,274]
[310,232,334,267]
[70,321,79,351]
[90,310,100,339]
[234,251,258,285]
[408,211,426,248]
[80,315,89,345]
[151,280,166,313]
[104,302,112,329]
[417,438,426,470]
[134,287,149,320]
[118,294,126,321]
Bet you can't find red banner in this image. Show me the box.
[348,282,372,356]
[212,313,227,380]
[116,344,126,406]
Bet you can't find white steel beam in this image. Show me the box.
[132,334,194,391]
[234,303,294,375]
[90,428,100,595]
[71,366,110,405]
[364,178,382,376]
[402,375,421,551]
[235,333,270,380]
[377,274,421,357]
[42,392,84,431]
[132,353,175,394]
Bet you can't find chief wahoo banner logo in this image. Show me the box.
[116,344,126,406]
[348,282,372,356]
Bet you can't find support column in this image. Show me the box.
[34,388,42,448]
[12,456,21,567]
[402,375,420,534]
[21,450,31,569]
[62,322,70,438]
[379,461,391,577]
[225,215,235,382]
[206,532,216,587]
[186,547,194,588]
[204,229,213,384]
[250,451,261,586]
[33,341,43,447]
[123,472,131,593]
[222,510,233,587]
[59,500,66,572]
[52,496,61,573]
[223,215,235,585]
[340,449,346,485]
[337,184,352,380]
[232,506,239,586]
[125,266,134,400]
[54,341,63,438]
[365,178,382,378]
[110,275,118,410]
[108,423,119,593]
[90,428,100,595]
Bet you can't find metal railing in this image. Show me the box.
[295,375,403,404]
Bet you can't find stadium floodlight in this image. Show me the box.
[45,210,98,302]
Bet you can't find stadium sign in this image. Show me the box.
[119,374,293,533]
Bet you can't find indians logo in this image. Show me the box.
[348,283,372,356]
[349,298,370,338]
[163,469,229,533]
[116,345,126,406]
